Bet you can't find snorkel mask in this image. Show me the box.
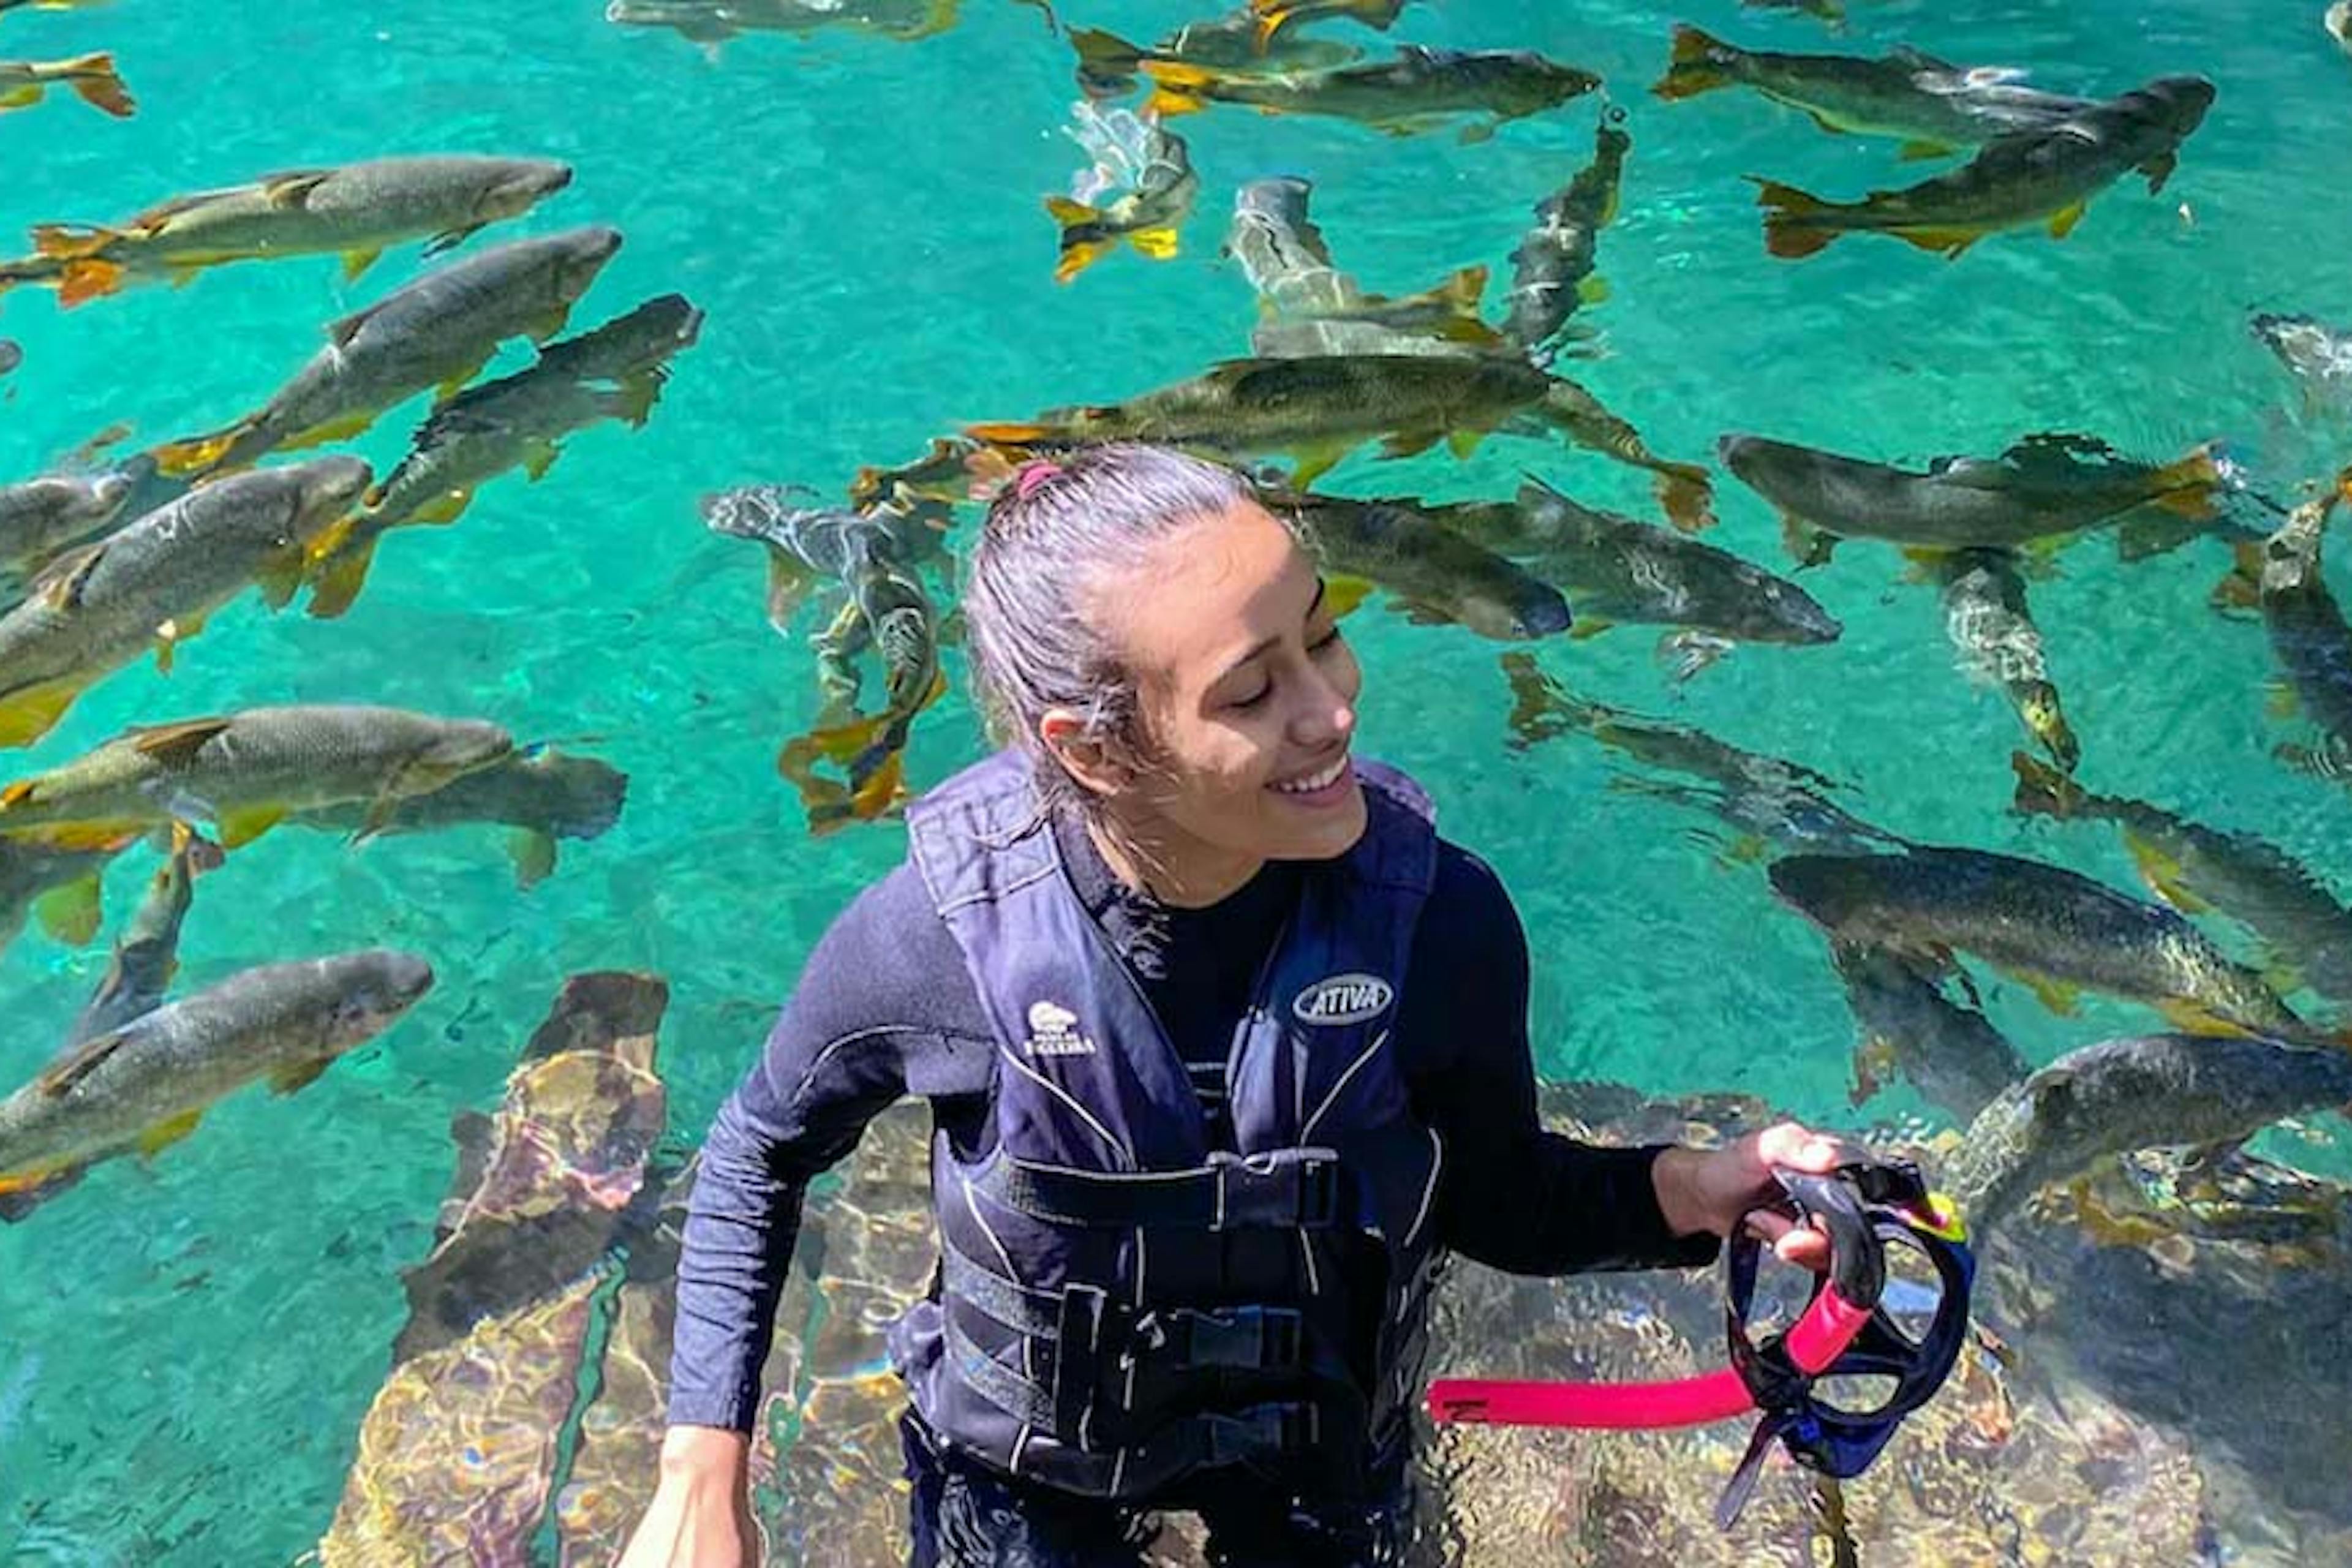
[1427,1155,1974,1532]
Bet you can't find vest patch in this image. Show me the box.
[1022,998,1097,1057]
[1292,973,1395,1027]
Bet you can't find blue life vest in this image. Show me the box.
[888,751,1446,1501]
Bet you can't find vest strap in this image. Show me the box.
[982,1147,1343,1232]
[948,1316,1322,1489]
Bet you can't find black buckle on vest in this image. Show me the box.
[1207,1148,1341,1231]
[1207,1400,1320,1464]
[1131,1305,1306,1373]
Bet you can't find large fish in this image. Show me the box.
[2245,478,2352,766]
[1831,940,2024,1122]
[0,704,514,849]
[2332,1,2352,55]
[1653,27,2089,156]
[0,458,368,748]
[0,949,434,1219]
[1948,1033,2352,1227]
[1046,105,1197,284]
[2250,312,2352,413]
[1719,431,2222,565]
[605,0,959,46]
[1449,478,1838,664]
[396,971,668,1362]
[2013,752,2352,1005]
[1280,492,1572,640]
[0,471,132,602]
[1499,652,1895,856]
[305,292,701,618]
[0,831,127,952]
[1934,547,2078,772]
[1501,110,1631,355]
[1137,43,1600,139]
[1752,75,2215,260]
[1069,18,1359,99]
[2,156,573,309]
[67,826,207,1047]
[1770,846,2336,1044]
[287,748,628,890]
[0,51,130,118]
[1226,177,1501,356]
[969,353,1714,524]
[153,227,625,480]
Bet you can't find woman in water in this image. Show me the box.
[624,444,1848,1567]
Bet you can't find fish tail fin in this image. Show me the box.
[1653,24,1736,99]
[0,1166,83,1224]
[1125,225,1180,262]
[2149,445,2223,518]
[1441,263,1488,315]
[1042,196,1112,282]
[64,54,134,118]
[303,532,378,621]
[28,223,115,262]
[2008,750,2082,818]
[56,257,126,308]
[1750,179,1840,259]
[848,749,908,821]
[149,423,252,478]
[1139,59,1212,116]
[809,714,887,764]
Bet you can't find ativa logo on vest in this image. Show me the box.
[1291,973,1395,1027]
[1022,999,1098,1057]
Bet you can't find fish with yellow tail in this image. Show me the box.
[1653,26,2088,156]
[2013,751,2352,1006]
[1070,18,1359,100]
[1136,40,1599,139]
[1229,178,1501,356]
[151,227,624,480]
[1501,109,1632,355]
[1933,548,2078,772]
[1046,105,1197,284]
[0,950,434,1222]
[605,0,959,48]
[1770,845,2348,1049]
[67,824,212,1047]
[0,458,366,749]
[305,292,700,619]
[285,747,627,890]
[967,353,1713,525]
[0,53,130,118]
[1280,492,1572,641]
[1721,430,2223,565]
[1751,75,2214,259]
[0,156,573,309]
[0,704,513,850]
[2231,474,2352,775]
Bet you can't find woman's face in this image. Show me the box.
[1082,499,1366,869]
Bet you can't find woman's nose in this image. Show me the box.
[1291,673,1355,748]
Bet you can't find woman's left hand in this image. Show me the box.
[1653,1122,1857,1271]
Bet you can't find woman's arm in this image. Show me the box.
[1404,844,1721,1275]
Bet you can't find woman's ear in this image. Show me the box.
[1039,709,1133,798]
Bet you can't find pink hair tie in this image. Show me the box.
[1014,460,1064,500]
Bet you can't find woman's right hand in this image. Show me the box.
[617,1427,760,1568]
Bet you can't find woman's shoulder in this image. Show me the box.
[793,858,986,1039]
[1428,835,1520,927]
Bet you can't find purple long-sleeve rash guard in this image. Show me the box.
[667,812,1719,1433]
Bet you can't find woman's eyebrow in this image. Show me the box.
[1213,578,1329,685]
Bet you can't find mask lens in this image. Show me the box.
[1813,1371,1904,1417]
[1879,1229,1948,1349]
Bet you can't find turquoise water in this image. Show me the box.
[1,0,2350,1560]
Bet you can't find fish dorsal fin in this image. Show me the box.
[258,168,333,209]
[34,1029,130,1098]
[324,301,385,350]
[126,715,233,767]
[1888,43,1960,72]
[31,540,109,611]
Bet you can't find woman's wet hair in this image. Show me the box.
[963,443,1275,815]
